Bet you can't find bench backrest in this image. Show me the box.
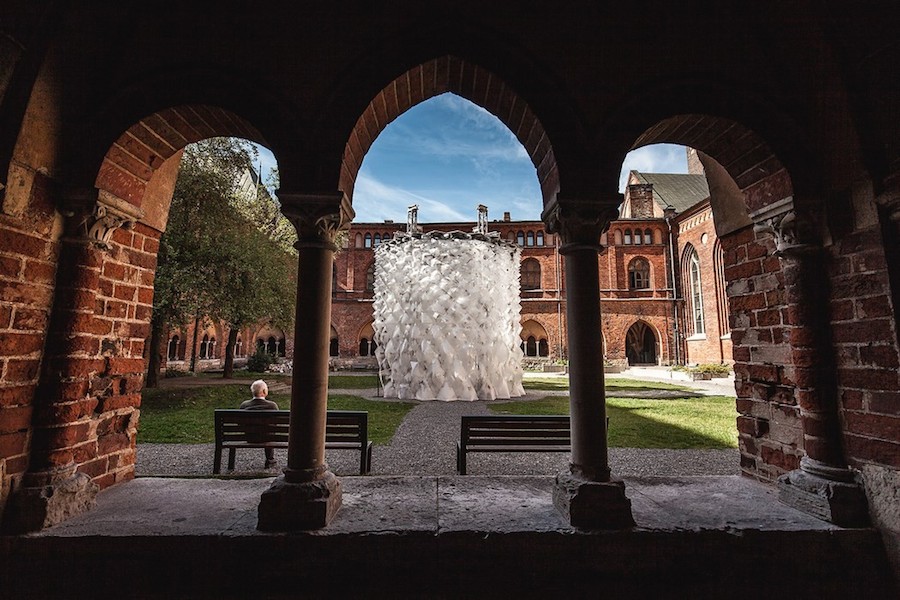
[460,415,570,448]
[213,409,368,448]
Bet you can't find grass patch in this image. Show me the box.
[327,394,416,444]
[139,386,414,445]
[328,374,380,389]
[489,395,738,449]
[522,377,692,393]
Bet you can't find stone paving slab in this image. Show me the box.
[32,475,838,538]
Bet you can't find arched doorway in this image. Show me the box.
[520,319,550,358]
[625,321,657,365]
[357,322,376,357]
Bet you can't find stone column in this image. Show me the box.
[5,189,142,533]
[752,197,869,527]
[257,192,354,531]
[543,198,634,529]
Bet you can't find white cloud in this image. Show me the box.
[352,172,471,223]
[618,144,689,191]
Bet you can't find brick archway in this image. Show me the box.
[339,56,559,206]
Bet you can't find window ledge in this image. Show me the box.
[685,334,707,341]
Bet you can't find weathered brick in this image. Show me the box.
[0,404,32,433]
[4,358,40,383]
[869,391,900,416]
[845,433,900,467]
[11,308,49,331]
[0,228,50,258]
[0,384,36,407]
[76,456,109,479]
[23,260,56,284]
[0,331,44,356]
[0,431,28,457]
[0,255,22,277]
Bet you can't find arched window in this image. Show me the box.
[200,334,210,359]
[538,338,549,357]
[634,229,642,245]
[365,263,375,293]
[520,258,541,290]
[257,338,265,352]
[628,257,650,290]
[383,232,392,242]
[364,233,372,248]
[167,335,180,361]
[329,337,339,357]
[355,233,363,248]
[374,233,381,246]
[526,336,537,357]
[235,336,243,358]
[507,231,515,242]
[277,337,285,357]
[624,229,632,244]
[359,338,370,356]
[614,230,622,245]
[683,246,705,336]
[516,231,525,246]
[644,229,653,245]
[267,336,277,356]
[208,336,216,359]
[526,231,535,246]
[714,240,730,336]
[536,231,544,246]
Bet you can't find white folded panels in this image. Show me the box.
[373,231,525,401]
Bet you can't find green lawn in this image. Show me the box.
[138,385,414,445]
[522,376,692,393]
[490,395,738,449]
[328,374,380,389]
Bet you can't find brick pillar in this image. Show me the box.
[752,198,869,527]
[544,197,634,529]
[257,191,354,531]
[5,189,143,533]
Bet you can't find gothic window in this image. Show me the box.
[266,336,277,356]
[683,246,705,336]
[507,231,515,242]
[526,231,535,246]
[536,231,544,246]
[714,240,730,335]
[520,258,541,290]
[365,263,375,293]
[374,233,381,246]
[516,231,525,246]
[628,257,650,289]
[329,336,339,357]
[624,229,632,245]
[235,336,243,358]
[359,338,370,356]
[538,338,549,357]
[209,337,215,359]
[199,334,210,359]
[634,229,642,245]
[355,233,363,248]
[364,233,372,248]
[526,336,537,357]
[277,337,285,357]
[167,335,180,361]
[644,229,653,245]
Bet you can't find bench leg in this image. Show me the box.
[456,442,467,475]
[213,448,222,475]
[363,442,373,475]
[228,448,236,471]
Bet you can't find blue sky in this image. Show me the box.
[256,93,688,223]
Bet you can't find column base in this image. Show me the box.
[552,471,635,529]
[3,468,98,534]
[257,470,342,531]
[777,459,870,528]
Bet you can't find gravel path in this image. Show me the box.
[136,386,739,478]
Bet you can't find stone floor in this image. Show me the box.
[4,475,896,599]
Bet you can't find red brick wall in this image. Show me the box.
[0,171,59,510]
[829,225,900,469]
[724,226,802,481]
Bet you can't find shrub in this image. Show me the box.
[246,348,275,373]
[690,363,732,377]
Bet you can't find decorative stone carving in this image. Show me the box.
[278,191,354,249]
[61,189,144,249]
[750,197,819,256]
[542,196,619,253]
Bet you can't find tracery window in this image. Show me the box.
[520,258,541,290]
[365,263,375,293]
[628,257,650,289]
[683,246,705,336]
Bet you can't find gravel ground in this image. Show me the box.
[136,387,740,478]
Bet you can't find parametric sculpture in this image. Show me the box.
[373,208,525,401]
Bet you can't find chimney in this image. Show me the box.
[503,211,511,222]
[627,183,655,218]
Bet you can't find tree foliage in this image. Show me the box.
[147,137,297,384]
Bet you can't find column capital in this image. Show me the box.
[60,188,144,249]
[750,197,819,257]
[542,196,619,253]
[278,190,355,250]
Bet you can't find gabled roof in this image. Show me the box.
[631,172,709,214]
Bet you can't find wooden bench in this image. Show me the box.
[213,409,373,475]
[456,414,571,475]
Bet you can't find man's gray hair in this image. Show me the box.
[250,379,268,396]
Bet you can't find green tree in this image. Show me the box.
[146,138,297,386]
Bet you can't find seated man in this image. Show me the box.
[240,379,279,469]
